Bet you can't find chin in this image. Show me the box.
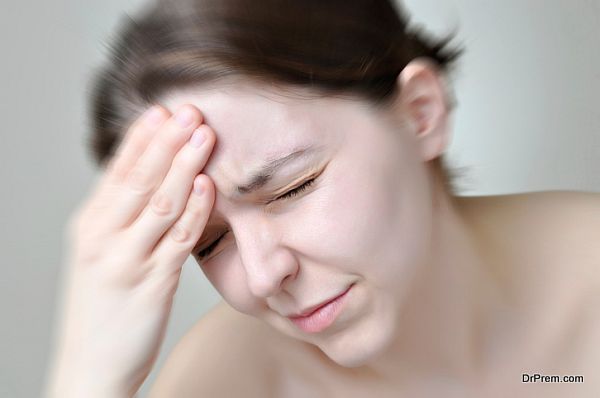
[318,311,398,368]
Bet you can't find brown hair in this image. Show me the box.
[88,0,465,195]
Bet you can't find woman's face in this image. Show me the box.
[162,73,440,367]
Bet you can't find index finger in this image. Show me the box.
[103,106,170,184]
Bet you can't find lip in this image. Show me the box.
[287,284,353,333]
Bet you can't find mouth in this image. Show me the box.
[287,284,354,334]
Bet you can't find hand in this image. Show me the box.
[46,104,216,397]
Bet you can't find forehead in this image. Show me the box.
[160,82,356,194]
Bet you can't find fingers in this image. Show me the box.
[151,175,215,276]
[127,124,216,253]
[106,106,170,184]
[105,105,204,230]
[94,106,170,201]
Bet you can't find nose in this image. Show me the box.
[235,217,299,298]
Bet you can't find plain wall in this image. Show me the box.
[0,0,598,396]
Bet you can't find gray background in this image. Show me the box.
[1,0,598,397]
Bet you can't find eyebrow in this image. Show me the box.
[232,144,322,198]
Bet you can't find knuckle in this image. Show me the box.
[169,223,192,244]
[127,168,154,194]
[150,191,174,216]
[186,198,206,218]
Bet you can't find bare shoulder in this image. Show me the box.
[459,190,600,290]
[459,189,600,220]
[148,301,281,398]
[505,190,599,273]
[484,189,599,251]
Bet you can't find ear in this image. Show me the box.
[395,58,451,162]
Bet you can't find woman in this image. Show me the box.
[46,0,599,396]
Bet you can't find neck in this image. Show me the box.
[365,186,505,384]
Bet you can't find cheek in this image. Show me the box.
[297,149,433,283]
[294,160,395,267]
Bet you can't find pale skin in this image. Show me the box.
[45,59,600,397]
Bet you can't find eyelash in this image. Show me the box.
[195,177,317,260]
[272,176,316,201]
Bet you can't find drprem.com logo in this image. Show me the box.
[522,373,584,383]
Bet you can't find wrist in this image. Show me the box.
[45,360,131,398]
[46,377,130,398]
[47,383,129,398]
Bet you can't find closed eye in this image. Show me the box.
[195,176,319,260]
[271,177,316,202]
[195,233,227,260]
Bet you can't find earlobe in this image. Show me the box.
[396,58,450,162]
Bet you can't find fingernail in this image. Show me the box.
[189,128,207,148]
[175,106,195,128]
[193,178,204,195]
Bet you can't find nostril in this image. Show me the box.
[241,246,299,297]
[248,268,296,298]
[280,274,293,287]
